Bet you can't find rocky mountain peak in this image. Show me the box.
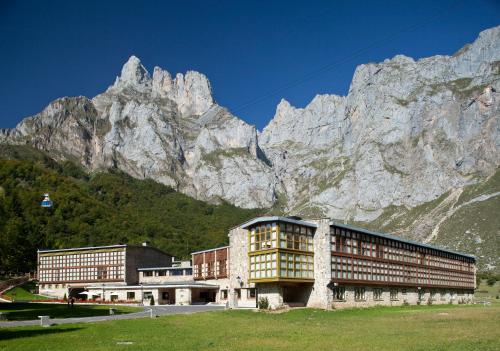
[117,55,151,88]
[0,26,499,270]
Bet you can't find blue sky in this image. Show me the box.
[0,0,499,130]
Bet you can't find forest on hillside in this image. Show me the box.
[0,145,262,273]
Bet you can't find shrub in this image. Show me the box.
[63,293,67,302]
[402,300,409,306]
[427,299,433,305]
[258,297,269,310]
[417,300,421,305]
[486,277,497,287]
[496,295,499,299]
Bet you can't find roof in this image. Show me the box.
[240,216,318,229]
[191,246,229,255]
[138,266,192,271]
[330,221,475,260]
[86,281,219,289]
[38,244,127,253]
[38,244,174,257]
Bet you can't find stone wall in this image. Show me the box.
[330,286,475,309]
[307,218,331,309]
[228,227,257,308]
[257,283,283,308]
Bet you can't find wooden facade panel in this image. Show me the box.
[192,247,229,280]
[330,225,475,290]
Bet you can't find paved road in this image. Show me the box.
[0,304,225,328]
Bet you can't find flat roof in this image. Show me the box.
[38,244,174,258]
[138,266,192,271]
[330,221,475,260]
[86,281,219,289]
[191,246,229,255]
[38,244,127,253]
[240,216,318,229]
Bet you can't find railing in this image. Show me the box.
[0,274,30,294]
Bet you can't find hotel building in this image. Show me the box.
[37,216,475,308]
[37,243,174,299]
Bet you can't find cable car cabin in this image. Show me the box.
[41,193,53,208]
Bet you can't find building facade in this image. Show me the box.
[37,244,174,299]
[36,216,475,308]
[222,217,475,309]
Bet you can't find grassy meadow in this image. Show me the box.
[0,303,499,351]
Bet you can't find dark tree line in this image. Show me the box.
[0,148,262,273]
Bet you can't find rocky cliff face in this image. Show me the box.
[1,26,499,269]
[261,26,500,223]
[0,55,276,208]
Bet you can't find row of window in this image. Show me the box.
[142,268,192,277]
[39,266,124,282]
[333,287,466,301]
[249,252,314,280]
[39,251,125,268]
[249,222,314,252]
[193,259,228,279]
[330,228,473,272]
[331,256,474,288]
[219,288,256,300]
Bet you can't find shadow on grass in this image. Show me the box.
[0,327,83,341]
[0,303,133,321]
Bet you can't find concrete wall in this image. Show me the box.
[139,271,193,284]
[125,246,173,284]
[175,288,192,305]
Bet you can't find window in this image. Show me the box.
[110,295,118,301]
[143,271,153,277]
[235,289,241,300]
[127,292,135,300]
[143,291,153,300]
[390,289,398,301]
[332,286,346,301]
[248,288,256,298]
[220,289,228,300]
[354,287,366,301]
[97,267,107,279]
[158,270,167,276]
[373,288,383,301]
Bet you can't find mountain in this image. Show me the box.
[1,26,499,272]
[0,145,262,273]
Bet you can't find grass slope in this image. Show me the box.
[353,169,500,273]
[0,305,499,350]
[0,145,263,272]
[0,303,140,321]
[2,281,49,301]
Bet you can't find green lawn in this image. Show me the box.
[2,281,49,301]
[0,304,499,351]
[0,303,141,321]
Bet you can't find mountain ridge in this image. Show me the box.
[1,25,499,271]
